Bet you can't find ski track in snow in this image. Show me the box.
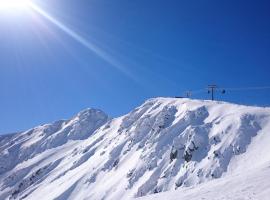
[0,97,270,200]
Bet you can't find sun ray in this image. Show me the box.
[27,1,136,81]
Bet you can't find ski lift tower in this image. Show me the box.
[208,85,217,101]
[207,85,226,101]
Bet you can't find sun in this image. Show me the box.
[0,0,30,11]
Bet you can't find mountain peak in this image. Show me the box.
[0,99,270,200]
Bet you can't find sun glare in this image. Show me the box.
[0,0,30,11]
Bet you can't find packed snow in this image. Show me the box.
[0,98,270,200]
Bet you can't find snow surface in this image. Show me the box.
[0,98,270,200]
[138,163,270,200]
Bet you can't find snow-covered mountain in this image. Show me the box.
[1,98,270,200]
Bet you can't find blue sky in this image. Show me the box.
[0,0,270,134]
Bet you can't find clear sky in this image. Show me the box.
[0,0,270,134]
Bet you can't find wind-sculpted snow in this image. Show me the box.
[0,98,270,200]
[0,108,108,175]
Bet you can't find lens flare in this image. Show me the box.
[27,1,136,80]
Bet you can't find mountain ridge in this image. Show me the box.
[1,97,270,200]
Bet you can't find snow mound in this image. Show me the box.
[0,98,270,200]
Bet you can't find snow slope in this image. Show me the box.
[0,98,270,200]
[139,162,270,200]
